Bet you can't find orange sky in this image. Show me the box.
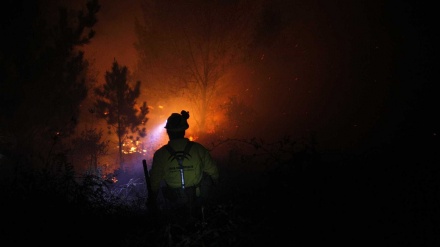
[79,0,383,153]
[83,0,142,82]
[75,0,435,156]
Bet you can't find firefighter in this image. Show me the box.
[149,110,219,224]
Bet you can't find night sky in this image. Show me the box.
[82,0,437,154]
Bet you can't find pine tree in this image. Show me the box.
[0,0,100,169]
[94,60,149,171]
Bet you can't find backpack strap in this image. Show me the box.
[183,141,194,157]
[165,141,193,163]
[164,144,177,160]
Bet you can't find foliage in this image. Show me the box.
[94,60,149,171]
[1,135,324,246]
[70,127,109,174]
[5,134,434,246]
[0,0,100,168]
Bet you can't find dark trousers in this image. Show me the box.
[162,186,203,224]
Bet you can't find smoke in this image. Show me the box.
[82,0,416,158]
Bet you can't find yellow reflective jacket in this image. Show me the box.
[150,138,219,194]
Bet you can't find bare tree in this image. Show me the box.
[134,0,263,134]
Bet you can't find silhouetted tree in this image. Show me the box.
[134,0,263,134]
[70,127,109,175]
[94,60,149,171]
[0,0,100,169]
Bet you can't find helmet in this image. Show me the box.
[164,110,189,131]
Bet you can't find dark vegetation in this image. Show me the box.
[1,132,438,247]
